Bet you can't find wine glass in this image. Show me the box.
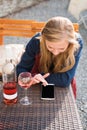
[18,72,32,105]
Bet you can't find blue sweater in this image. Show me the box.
[16,33,83,87]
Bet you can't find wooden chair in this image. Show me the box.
[0,19,45,45]
[0,19,79,98]
[0,18,79,45]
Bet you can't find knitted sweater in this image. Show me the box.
[16,33,83,87]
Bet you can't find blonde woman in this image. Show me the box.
[16,16,83,98]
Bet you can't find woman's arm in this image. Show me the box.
[16,34,40,77]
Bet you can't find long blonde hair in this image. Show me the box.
[38,17,80,73]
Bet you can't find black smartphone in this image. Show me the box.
[41,84,55,100]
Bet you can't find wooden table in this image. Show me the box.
[0,85,83,130]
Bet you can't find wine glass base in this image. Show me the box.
[20,96,32,105]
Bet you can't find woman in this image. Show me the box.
[16,16,83,97]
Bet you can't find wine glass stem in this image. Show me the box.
[25,88,28,98]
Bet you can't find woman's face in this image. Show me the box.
[46,39,69,56]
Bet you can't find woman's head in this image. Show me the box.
[41,16,75,43]
[39,16,80,73]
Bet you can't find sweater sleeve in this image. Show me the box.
[45,34,83,87]
[16,34,40,77]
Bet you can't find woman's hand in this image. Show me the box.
[30,73,50,86]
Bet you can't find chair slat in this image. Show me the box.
[0,19,36,24]
[73,23,79,32]
[0,30,36,37]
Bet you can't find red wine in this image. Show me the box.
[3,82,18,105]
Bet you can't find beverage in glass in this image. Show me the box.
[18,72,32,105]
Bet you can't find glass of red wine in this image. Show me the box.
[18,72,32,105]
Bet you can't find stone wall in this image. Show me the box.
[0,0,43,17]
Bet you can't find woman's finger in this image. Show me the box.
[43,73,50,78]
[34,74,48,85]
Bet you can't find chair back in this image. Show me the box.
[0,19,79,45]
[0,19,45,45]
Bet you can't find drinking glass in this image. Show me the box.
[18,72,32,105]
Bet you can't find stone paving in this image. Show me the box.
[4,0,87,129]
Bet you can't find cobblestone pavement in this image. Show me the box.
[5,0,87,129]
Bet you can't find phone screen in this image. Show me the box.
[41,84,55,100]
